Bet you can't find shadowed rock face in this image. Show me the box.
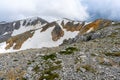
[0,23,14,35]
[0,34,11,43]
[51,24,64,41]
[41,21,64,41]
[41,22,57,32]
[0,17,48,43]
[61,20,85,32]
[14,21,20,30]
[25,17,48,26]
[5,30,35,50]
[0,23,14,43]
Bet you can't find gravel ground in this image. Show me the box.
[0,25,120,80]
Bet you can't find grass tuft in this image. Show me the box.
[82,64,96,73]
[104,52,120,57]
[59,47,78,55]
[42,53,56,60]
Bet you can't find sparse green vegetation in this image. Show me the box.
[33,65,39,73]
[108,32,118,37]
[22,77,27,80]
[39,61,62,80]
[113,23,120,26]
[115,28,120,30]
[59,50,73,55]
[99,61,112,66]
[55,60,62,64]
[27,60,35,65]
[65,47,78,51]
[39,61,61,80]
[27,61,31,65]
[91,53,97,56]
[97,57,112,66]
[39,72,59,80]
[59,47,78,55]
[13,59,18,61]
[38,53,62,80]
[42,53,56,60]
[50,65,62,71]
[104,52,120,56]
[76,68,80,72]
[82,64,96,73]
[74,57,82,64]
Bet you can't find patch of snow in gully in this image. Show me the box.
[21,27,79,50]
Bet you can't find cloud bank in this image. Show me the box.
[0,0,120,22]
[0,0,88,22]
[82,0,120,21]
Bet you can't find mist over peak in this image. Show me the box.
[0,0,120,22]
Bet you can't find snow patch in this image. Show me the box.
[86,27,94,33]
[21,27,79,50]
[85,22,91,25]
[3,32,8,35]
[112,22,115,24]
[73,21,79,24]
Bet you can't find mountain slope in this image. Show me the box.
[0,23,119,80]
[0,17,119,79]
[0,17,114,53]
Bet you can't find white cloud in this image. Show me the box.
[0,0,89,21]
[81,0,120,20]
[0,0,120,21]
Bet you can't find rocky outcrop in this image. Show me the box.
[40,22,56,32]
[62,23,120,45]
[61,20,85,32]
[0,17,48,43]
[51,25,64,41]
[5,30,35,50]
[25,17,48,26]
[80,19,112,34]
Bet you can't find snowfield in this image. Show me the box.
[0,19,80,53]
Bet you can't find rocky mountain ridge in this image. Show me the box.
[0,17,115,53]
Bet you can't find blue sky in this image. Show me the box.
[0,0,120,22]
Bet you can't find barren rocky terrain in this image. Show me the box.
[0,24,119,80]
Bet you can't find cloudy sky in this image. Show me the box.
[0,0,120,22]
